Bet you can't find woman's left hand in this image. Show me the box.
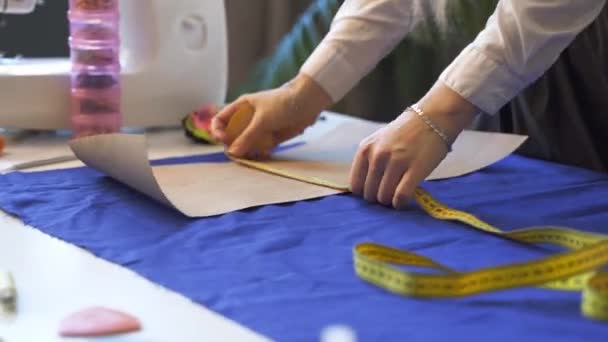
[349,109,450,209]
[349,82,478,209]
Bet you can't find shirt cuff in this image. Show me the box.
[438,44,527,115]
[300,40,361,103]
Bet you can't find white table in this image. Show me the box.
[0,113,354,342]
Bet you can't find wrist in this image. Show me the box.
[285,73,333,118]
[415,81,478,144]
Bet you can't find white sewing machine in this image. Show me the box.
[0,0,227,130]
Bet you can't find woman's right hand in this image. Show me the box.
[211,73,333,160]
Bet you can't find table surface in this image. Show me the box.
[0,113,349,342]
[2,112,607,342]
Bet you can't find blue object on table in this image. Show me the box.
[0,151,607,342]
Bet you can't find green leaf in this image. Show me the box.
[230,0,498,109]
[228,0,341,100]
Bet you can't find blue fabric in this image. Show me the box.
[1,151,607,341]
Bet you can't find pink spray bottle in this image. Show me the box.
[68,0,121,138]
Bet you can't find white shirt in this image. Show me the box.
[300,0,606,115]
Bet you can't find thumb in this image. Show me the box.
[228,119,270,158]
[211,98,249,143]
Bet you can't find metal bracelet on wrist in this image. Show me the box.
[408,103,452,153]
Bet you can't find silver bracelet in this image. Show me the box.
[408,103,452,152]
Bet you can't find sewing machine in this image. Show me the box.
[0,0,227,130]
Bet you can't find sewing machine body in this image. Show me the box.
[0,0,227,130]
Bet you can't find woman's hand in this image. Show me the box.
[211,73,333,159]
[349,110,450,209]
[349,82,478,208]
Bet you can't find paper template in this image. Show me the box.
[427,130,528,180]
[241,121,528,189]
[70,134,341,217]
[70,119,526,217]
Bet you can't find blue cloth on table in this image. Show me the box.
[0,150,607,342]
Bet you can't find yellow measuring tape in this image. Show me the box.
[224,104,608,322]
[230,157,608,322]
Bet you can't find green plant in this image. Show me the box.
[230,0,498,111]
[228,0,341,100]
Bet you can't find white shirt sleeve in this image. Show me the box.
[300,0,419,103]
[439,0,606,115]
[301,0,606,115]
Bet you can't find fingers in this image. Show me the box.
[377,157,408,206]
[350,140,409,205]
[349,141,371,196]
[392,164,427,210]
[212,98,274,159]
[347,109,450,210]
[349,142,422,209]
[211,98,249,144]
[228,118,266,158]
[363,149,389,202]
[392,173,417,210]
